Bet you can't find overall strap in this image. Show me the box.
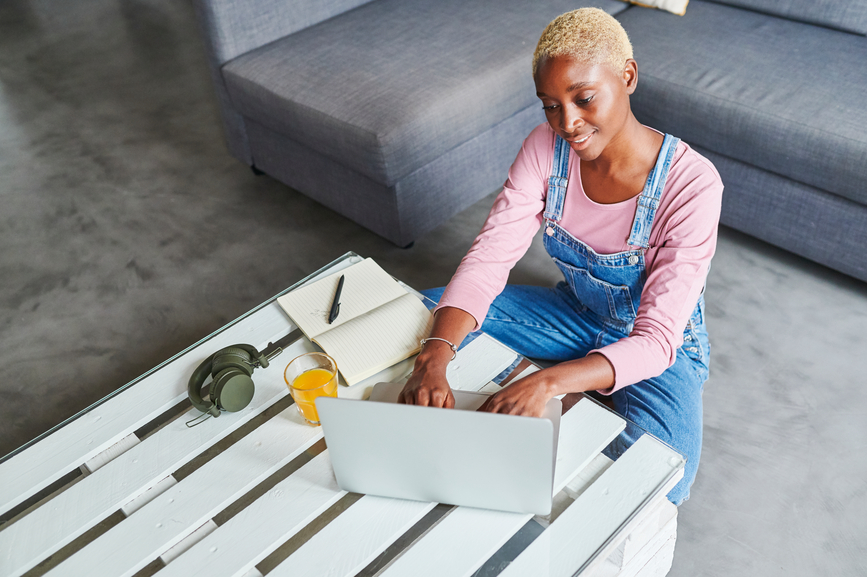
[544,135,571,222]
[627,133,681,248]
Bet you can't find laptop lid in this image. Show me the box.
[317,382,561,515]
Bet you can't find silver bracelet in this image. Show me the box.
[420,337,458,361]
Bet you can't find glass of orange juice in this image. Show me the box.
[284,352,338,425]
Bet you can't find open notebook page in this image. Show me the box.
[276,258,409,339]
[314,293,433,386]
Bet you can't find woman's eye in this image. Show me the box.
[577,96,593,105]
[542,104,558,111]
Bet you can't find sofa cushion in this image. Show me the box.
[222,0,627,186]
[704,0,867,35]
[619,1,867,205]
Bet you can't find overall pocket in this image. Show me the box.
[552,257,637,323]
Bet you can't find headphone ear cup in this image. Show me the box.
[211,347,255,377]
[211,368,255,412]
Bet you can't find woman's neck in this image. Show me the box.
[579,115,665,204]
[589,114,659,176]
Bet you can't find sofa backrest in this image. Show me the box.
[705,0,867,35]
[194,0,376,65]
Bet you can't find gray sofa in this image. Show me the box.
[191,0,628,247]
[619,1,867,282]
[193,0,867,282]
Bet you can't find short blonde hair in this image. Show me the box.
[532,8,633,76]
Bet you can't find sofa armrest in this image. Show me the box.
[192,0,376,66]
[191,0,375,164]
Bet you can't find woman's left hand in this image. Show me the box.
[477,374,553,418]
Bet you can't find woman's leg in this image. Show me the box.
[422,283,603,361]
[609,337,709,505]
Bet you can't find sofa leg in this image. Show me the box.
[250,165,266,176]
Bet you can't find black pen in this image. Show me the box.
[328,275,345,324]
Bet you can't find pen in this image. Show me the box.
[328,275,345,324]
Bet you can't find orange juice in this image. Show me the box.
[290,368,337,423]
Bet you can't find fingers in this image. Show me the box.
[478,394,532,416]
[428,387,451,408]
[486,401,520,415]
[398,383,453,408]
[444,390,455,409]
[415,387,431,407]
[479,395,511,414]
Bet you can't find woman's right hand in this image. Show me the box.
[397,342,455,408]
[398,306,476,408]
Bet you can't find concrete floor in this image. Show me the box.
[1,0,865,574]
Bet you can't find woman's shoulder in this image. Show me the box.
[507,123,558,185]
[652,138,724,229]
[671,140,724,191]
[523,122,557,153]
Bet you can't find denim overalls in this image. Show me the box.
[425,133,711,505]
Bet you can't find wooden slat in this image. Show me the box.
[378,397,626,577]
[160,520,218,564]
[383,507,529,577]
[582,498,674,576]
[81,433,140,473]
[121,476,177,517]
[577,471,683,576]
[564,453,614,501]
[0,336,318,577]
[159,451,345,577]
[266,495,437,577]
[620,504,677,577]
[0,255,361,518]
[498,435,684,577]
[446,334,517,392]
[551,398,625,491]
[0,305,292,517]
[43,405,324,577]
[625,533,676,577]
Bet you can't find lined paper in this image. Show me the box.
[315,294,433,386]
[276,258,432,386]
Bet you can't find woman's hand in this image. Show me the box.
[399,306,477,408]
[398,359,455,408]
[478,373,554,418]
[479,353,615,417]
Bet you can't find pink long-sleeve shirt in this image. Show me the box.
[436,123,723,393]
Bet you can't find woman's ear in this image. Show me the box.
[622,59,638,94]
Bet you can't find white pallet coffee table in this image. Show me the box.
[0,252,684,577]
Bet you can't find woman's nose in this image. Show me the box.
[561,106,584,133]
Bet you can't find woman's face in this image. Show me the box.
[534,55,637,161]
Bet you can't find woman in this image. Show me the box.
[398,8,722,505]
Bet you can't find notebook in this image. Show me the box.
[276,258,433,386]
[317,382,562,515]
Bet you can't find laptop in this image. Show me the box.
[316,381,561,515]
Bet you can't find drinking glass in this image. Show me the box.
[284,352,338,425]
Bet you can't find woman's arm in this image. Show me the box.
[399,305,616,415]
[399,125,553,408]
[398,306,477,408]
[478,353,614,417]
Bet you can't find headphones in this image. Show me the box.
[187,344,269,419]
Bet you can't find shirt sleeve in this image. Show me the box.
[434,124,553,328]
[592,154,723,394]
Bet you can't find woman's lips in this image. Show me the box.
[567,131,594,149]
